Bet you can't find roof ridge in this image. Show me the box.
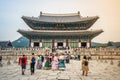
[40,12,80,16]
[18,29,103,32]
[0,41,10,42]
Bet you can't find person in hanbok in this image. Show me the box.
[36,55,42,69]
[51,53,58,70]
[58,53,66,70]
[44,55,50,70]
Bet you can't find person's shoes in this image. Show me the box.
[82,73,84,76]
[31,72,34,75]
[22,72,24,75]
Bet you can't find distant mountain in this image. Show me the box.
[91,41,120,47]
[12,36,29,48]
[108,41,120,47]
[91,42,107,47]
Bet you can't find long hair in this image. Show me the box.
[32,53,34,55]
[83,55,87,59]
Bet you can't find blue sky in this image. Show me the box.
[0,0,120,43]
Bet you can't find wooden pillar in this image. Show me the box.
[52,39,54,48]
[39,39,42,47]
[66,39,68,47]
[31,41,34,48]
[89,39,91,48]
[29,39,31,47]
[78,39,81,47]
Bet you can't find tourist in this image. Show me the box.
[49,53,52,67]
[58,53,66,71]
[0,54,2,63]
[66,54,70,63]
[0,54,2,67]
[41,55,44,63]
[75,54,78,60]
[82,55,89,76]
[44,55,50,70]
[88,54,92,61]
[51,53,58,70]
[78,54,80,60]
[21,54,27,75]
[30,53,36,75]
[18,55,22,65]
[36,55,42,69]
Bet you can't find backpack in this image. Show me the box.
[31,57,35,63]
[22,57,25,63]
[84,60,88,66]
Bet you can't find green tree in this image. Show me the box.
[107,41,113,46]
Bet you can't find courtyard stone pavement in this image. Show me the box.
[0,60,120,80]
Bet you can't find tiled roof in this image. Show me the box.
[0,41,13,48]
[18,29,103,38]
[22,13,99,23]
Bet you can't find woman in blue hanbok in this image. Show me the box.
[58,53,66,70]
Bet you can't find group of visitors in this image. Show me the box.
[19,53,37,75]
[18,53,70,75]
[18,53,89,76]
[39,53,69,71]
[18,54,27,75]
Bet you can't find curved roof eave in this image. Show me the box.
[17,29,103,37]
[22,16,99,23]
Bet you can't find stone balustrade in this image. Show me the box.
[0,47,120,60]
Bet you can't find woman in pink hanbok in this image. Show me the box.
[51,54,58,70]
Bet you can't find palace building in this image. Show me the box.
[18,12,103,48]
